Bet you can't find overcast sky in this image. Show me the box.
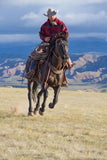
[0,0,107,43]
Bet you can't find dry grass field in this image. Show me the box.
[0,87,107,160]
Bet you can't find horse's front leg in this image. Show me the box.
[49,86,61,109]
[28,81,34,116]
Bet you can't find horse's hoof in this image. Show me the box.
[39,108,44,116]
[28,112,33,116]
[49,103,54,109]
[34,109,38,115]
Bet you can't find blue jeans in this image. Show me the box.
[30,61,35,70]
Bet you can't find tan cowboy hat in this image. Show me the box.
[43,8,58,17]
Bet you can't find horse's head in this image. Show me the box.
[50,34,69,69]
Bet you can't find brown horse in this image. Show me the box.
[27,35,69,116]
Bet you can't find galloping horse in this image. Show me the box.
[27,35,69,116]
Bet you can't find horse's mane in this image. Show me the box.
[49,34,67,48]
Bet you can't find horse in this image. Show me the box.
[27,35,69,116]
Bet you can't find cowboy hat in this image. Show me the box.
[43,8,58,17]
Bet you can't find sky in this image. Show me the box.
[0,0,107,55]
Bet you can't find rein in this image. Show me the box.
[52,51,60,59]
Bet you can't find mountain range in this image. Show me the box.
[0,53,107,92]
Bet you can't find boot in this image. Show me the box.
[25,62,39,80]
[25,69,35,80]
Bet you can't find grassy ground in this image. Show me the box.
[0,87,107,160]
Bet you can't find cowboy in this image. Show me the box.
[40,8,72,67]
[25,8,72,86]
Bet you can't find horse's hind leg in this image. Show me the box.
[28,81,34,116]
[34,89,43,115]
[32,81,38,103]
[39,89,48,116]
[49,86,61,109]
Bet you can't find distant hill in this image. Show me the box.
[0,54,107,91]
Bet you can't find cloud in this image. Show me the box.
[0,16,4,27]
[1,0,107,6]
[0,16,4,21]
[20,10,107,27]
[0,0,62,6]
[64,11,107,26]
[21,12,43,27]
[87,0,107,4]
[0,0,107,38]
[70,32,107,41]
[0,32,107,43]
[0,34,40,43]
[21,12,38,20]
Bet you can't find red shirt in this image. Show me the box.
[39,18,69,41]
